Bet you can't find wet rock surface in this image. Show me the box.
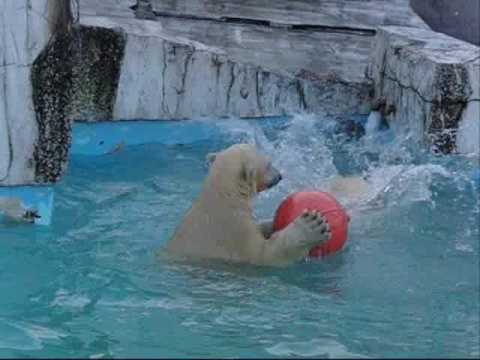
[31,26,126,183]
[148,0,427,30]
[367,26,480,154]
[2,0,477,186]
[0,0,51,185]
[78,0,427,121]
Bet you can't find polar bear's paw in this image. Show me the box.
[292,210,331,248]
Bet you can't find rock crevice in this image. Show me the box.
[368,26,480,154]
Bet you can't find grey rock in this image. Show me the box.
[107,21,372,120]
[149,0,428,30]
[0,0,432,186]
[367,26,480,154]
[78,0,136,19]
[0,0,51,185]
[456,58,480,155]
[79,1,376,120]
[134,0,156,20]
[31,25,126,183]
[76,0,429,121]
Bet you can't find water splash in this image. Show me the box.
[213,114,465,220]
[1,114,477,358]
[365,110,383,136]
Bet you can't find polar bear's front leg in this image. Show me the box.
[260,210,331,265]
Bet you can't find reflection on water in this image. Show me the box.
[0,114,478,358]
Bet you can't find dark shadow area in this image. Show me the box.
[411,0,480,46]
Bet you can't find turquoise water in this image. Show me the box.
[0,116,478,358]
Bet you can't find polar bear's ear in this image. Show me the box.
[206,152,217,167]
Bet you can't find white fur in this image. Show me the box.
[167,144,330,266]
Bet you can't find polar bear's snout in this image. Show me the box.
[167,142,312,266]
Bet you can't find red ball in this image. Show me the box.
[273,191,350,257]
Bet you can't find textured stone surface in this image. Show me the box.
[367,26,480,153]
[149,0,427,30]
[456,58,480,155]
[31,26,126,183]
[0,0,432,185]
[0,0,51,185]
[79,0,378,120]
[78,0,136,18]
[79,0,427,120]
[154,16,373,85]
[100,20,372,119]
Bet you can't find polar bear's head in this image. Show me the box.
[206,143,282,199]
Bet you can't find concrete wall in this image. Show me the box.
[411,0,480,46]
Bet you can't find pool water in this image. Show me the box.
[0,115,478,358]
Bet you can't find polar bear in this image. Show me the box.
[0,198,40,223]
[327,176,370,204]
[166,143,331,266]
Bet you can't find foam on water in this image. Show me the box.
[266,338,368,358]
[215,114,470,218]
[365,111,383,136]
[0,114,478,358]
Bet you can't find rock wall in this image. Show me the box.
[79,14,373,121]
[31,26,126,183]
[456,57,480,155]
[111,31,371,120]
[0,0,52,185]
[1,0,383,186]
[367,26,480,154]
[4,0,474,187]
[148,0,427,30]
